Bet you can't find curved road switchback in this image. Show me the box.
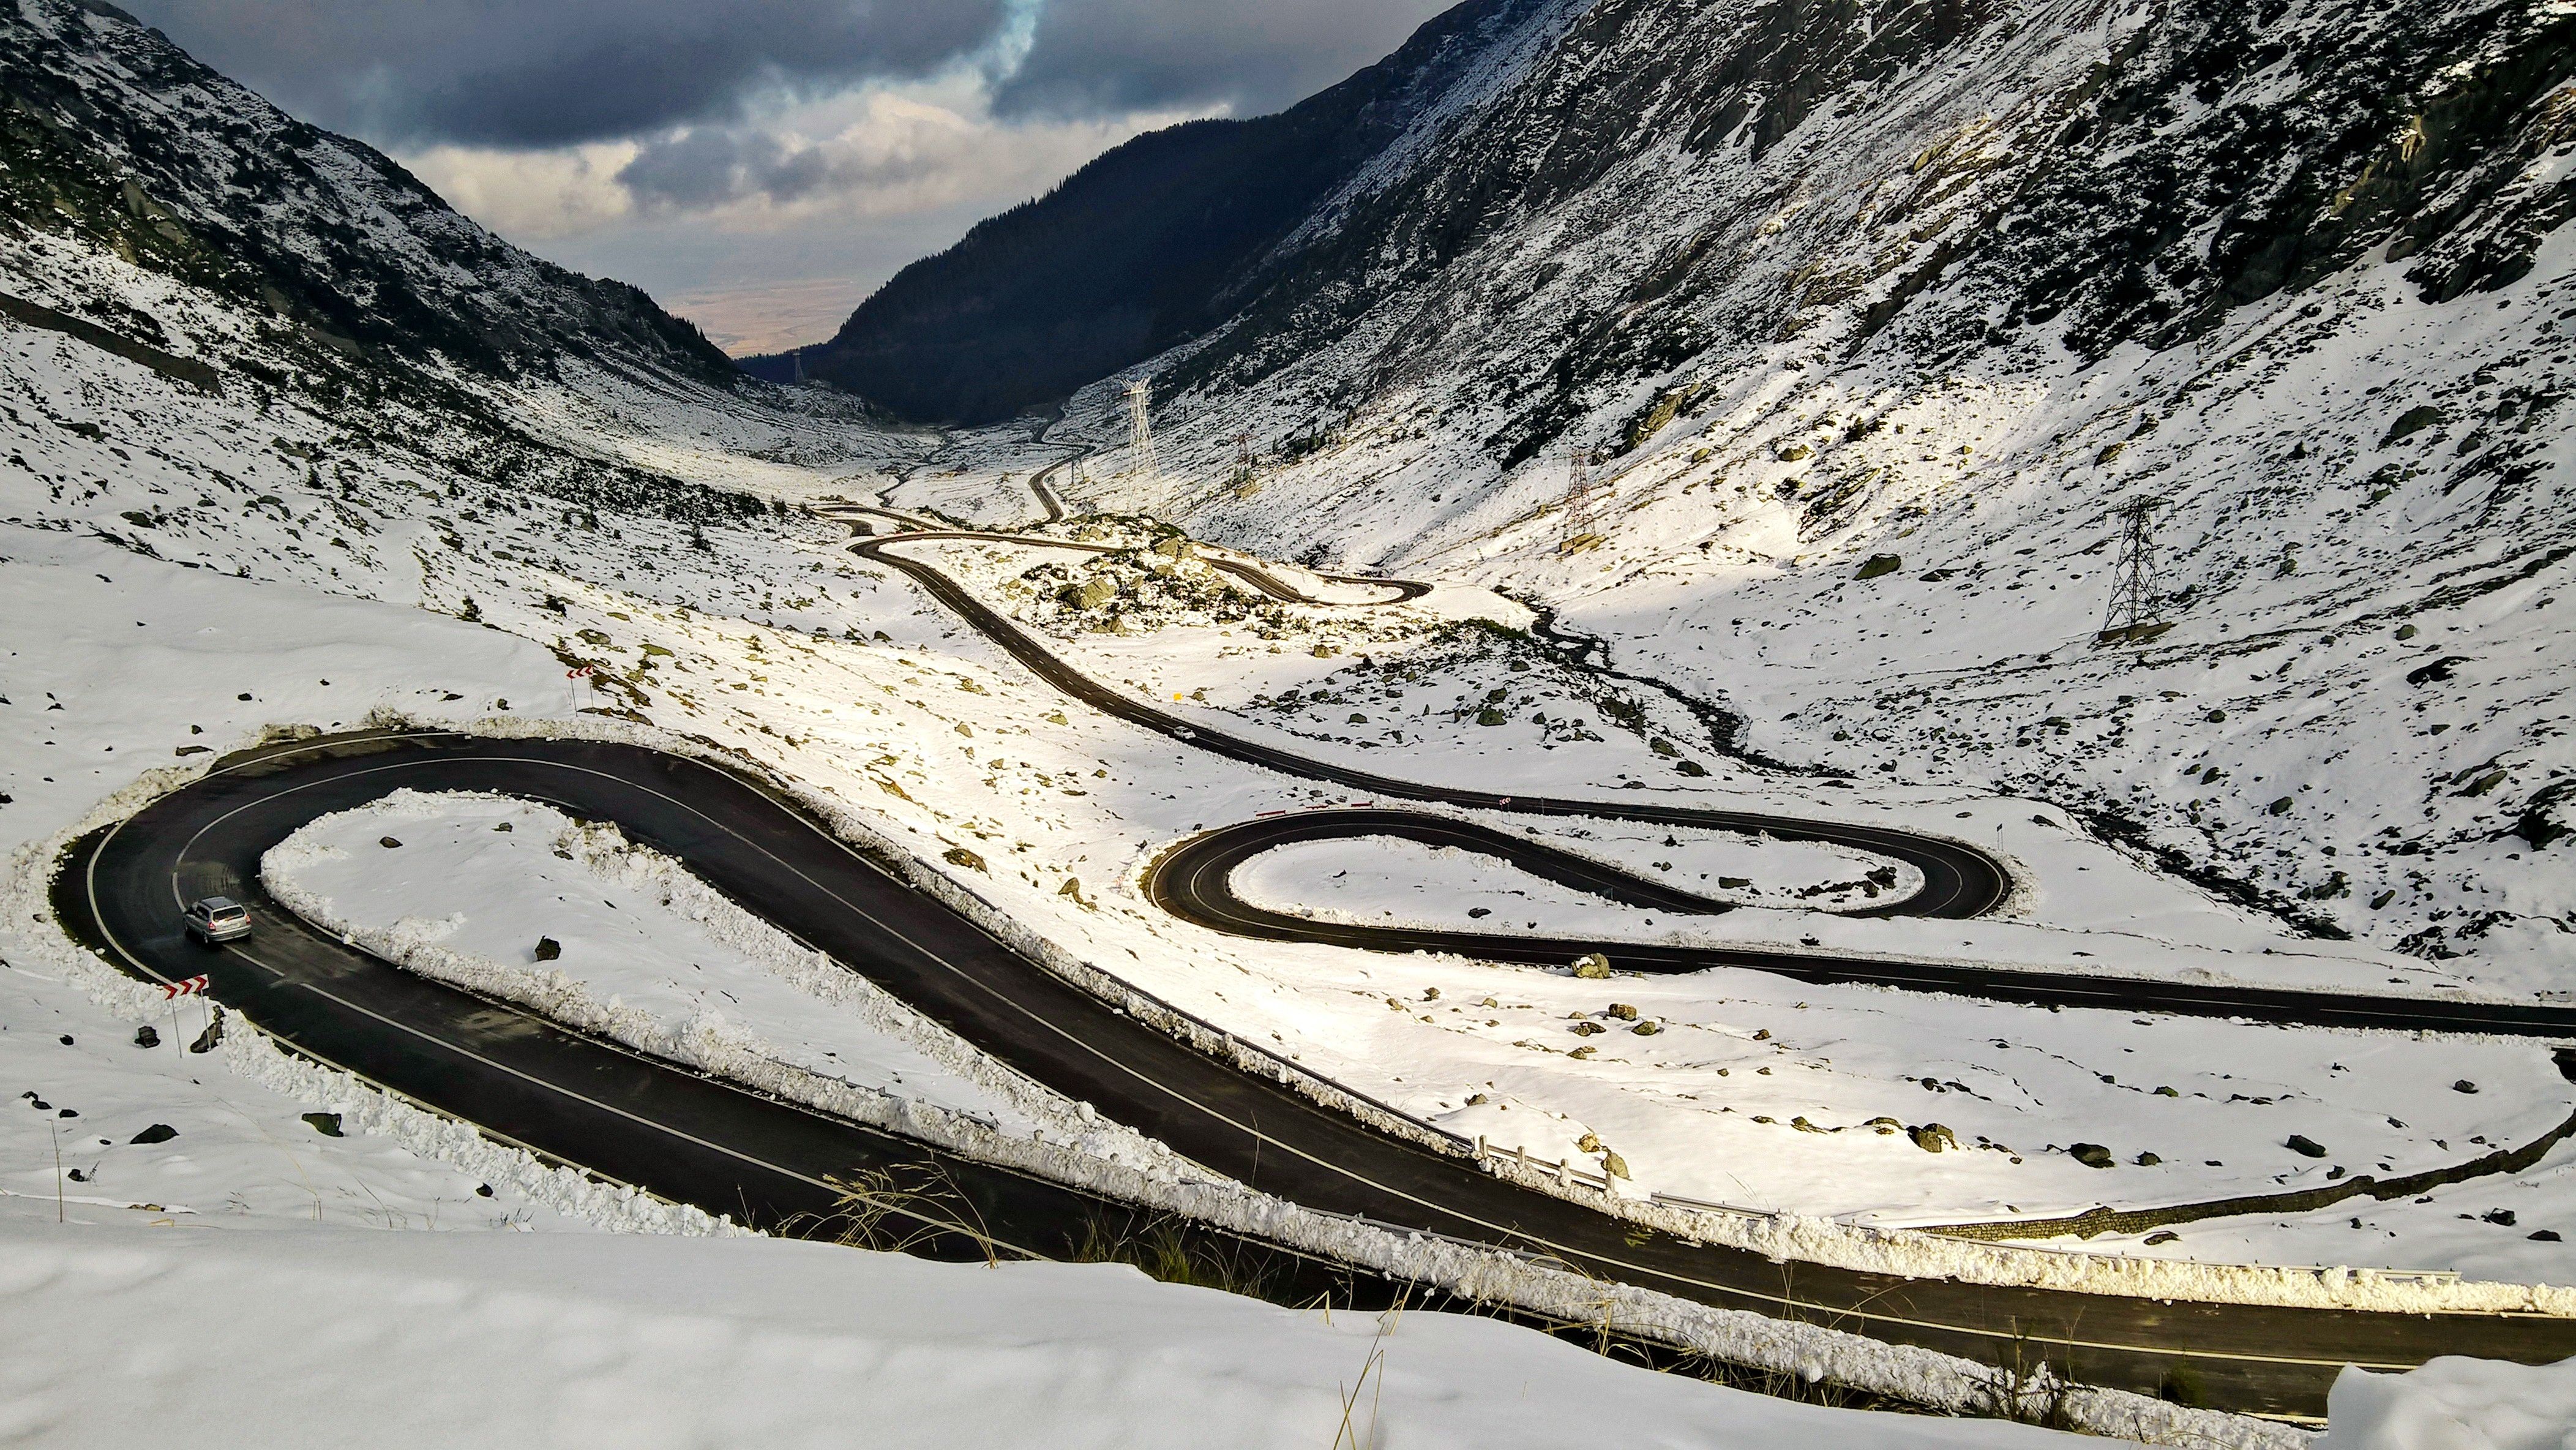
[850,523,2576,1036]
[61,730,2576,1421]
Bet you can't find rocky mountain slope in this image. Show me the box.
[0,0,736,384]
[945,0,2576,985]
[762,0,1566,423]
[0,0,915,568]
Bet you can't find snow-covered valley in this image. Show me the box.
[5,0,2576,1437]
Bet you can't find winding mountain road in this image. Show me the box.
[63,729,2576,1421]
[850,523,2576,1036]
[51,509,2576,1422]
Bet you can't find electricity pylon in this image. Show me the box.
[1557,448,1601,554]
[2097,495,2172,645]
[1229,432,1259,498]
[1125,379,1158,483]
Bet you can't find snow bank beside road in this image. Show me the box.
[0,1219,2115,1450]
[2320,1353,2576,1450]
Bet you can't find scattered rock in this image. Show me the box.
[302,1112,343,1137]
[1606,1003,1638,1021]
[1568,1045,1597,1059]
[1911,1124,1958,1154]
[2484,1208,2518,1226]
[474,1184,495,1198]
[130,1124,176,1144]
[2143,1230,2180,1246]
[1475,707,1508,726]
[1631,1020,1660,1035]
[2406,656,2469,686]
[2379,404,2447,446]
[1854,554,1902,580]
[1577,1132,1603,1154]
[1571,1021,1605,1036]
[2286,1134,2329,1158]
[2454,1079,2479,1094]
[187,1007,223,1054]
[943,846,988,873]
[2134,1151,2162,1166]
[132,1026,158,1049]
[379,836,403,849]
[2068,1142,2115,1168]
[1571,952,1612,979]
[2531,1230,2563,1242]
[533,936,562,962]
[1601,1149,1631,1180]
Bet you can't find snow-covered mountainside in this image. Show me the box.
[0,0,921,614]
[1015,0,2576,984]
[771,0,1565,423]
[0,0,734,382]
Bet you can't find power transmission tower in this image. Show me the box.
[1229,432,1258,497]
[1125,378,1158,483]
[2097,495,2172,645]
[1557,448,1601,554]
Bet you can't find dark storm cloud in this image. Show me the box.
[116,0,1009,147]
[995,0,1455,119]
[616,125,948,212]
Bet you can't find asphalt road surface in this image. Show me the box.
[62,731,2576,1420]
[1148,810,2576,1035]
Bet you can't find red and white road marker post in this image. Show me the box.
[163,973,209,1051]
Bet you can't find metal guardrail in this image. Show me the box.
[1467,1138,2463,1283]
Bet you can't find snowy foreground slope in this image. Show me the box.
[0,1222,2087,1450]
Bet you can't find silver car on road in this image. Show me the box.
[183,896,252,944]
